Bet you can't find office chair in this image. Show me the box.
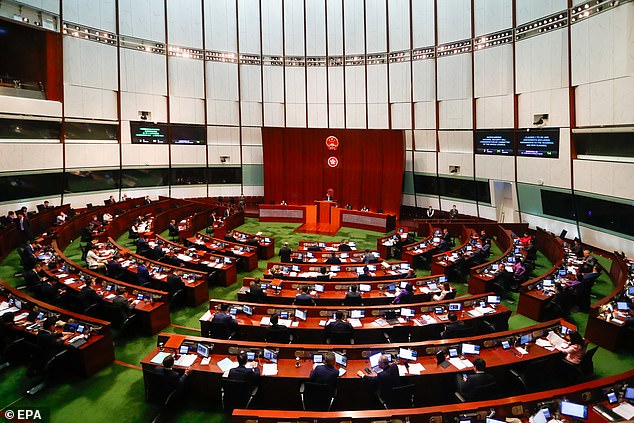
[26,348,72,395]
[342,295,362,306]
[326,328,354,345]
[221,379,258,411]
[383,326,411,344]
[0,337,31,371]
[508,356,560,393]
[560,345,599,384]
[441,325,475,340]
[454,380,498,403]
[265,327,293,344]
[444,290,457,300]
[82,302,102,318]
[169,289,186,310]
[144,370,186,423]
[378,384,415,409]
[102,303,138,337]
[299,382,337,411]
[207,320,236,340]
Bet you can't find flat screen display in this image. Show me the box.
[475,130,515,155]
[295,309,306,321]
[130,121,168,144]
[560,400,588,419]
[170,123,206,145]
[334,352,347,367]
[517,129,560,158]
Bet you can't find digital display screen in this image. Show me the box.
[170,124,206,145]
[350,310,365,319]
[462,343,480,355]
[560,401,588,419]
[130,121,168,144]
[197,343,209,358]
[475,130,515,155]
[334,352,347,367]
[263,348,277,363]
[295,309,306,321]
[399,348,417,361]
[517,129,560,158]
[449,303,462,311]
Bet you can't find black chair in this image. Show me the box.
[343,295,362,306]
[441,325,475,339]
[169,289,186,309]
[326,328,354,345]
[26,349,72,395]
[560,345,599,384]
[102,303,137,337]
[0,337,31,370]
[383,326,411,344]
[508,356,560,393]
[265,327,292,344]
[444,290,457,300]
[144,369,185,423]
[454,380,498,403]
[207,321,236,340]
[221,379,258,411]
[378,384,415,409]
[299,382,337,411]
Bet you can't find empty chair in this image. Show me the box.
[383,326,411,344]
[27,349,72,395]
[221,378,258,411]
[207,320,237,340]
[454,380,498,403]
[102,303,137,337]
[299,382,337,411]
[508,356,560,393]
[378,384,415,409]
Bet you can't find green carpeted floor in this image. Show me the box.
[1,219,632,422]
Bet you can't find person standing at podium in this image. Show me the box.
[325,188,335,202]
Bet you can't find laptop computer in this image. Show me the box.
[383,310,399,325]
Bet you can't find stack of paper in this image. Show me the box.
[448,358,473,370]
[278,319,292,327]
[217,357,238,373]
[175,354,197,367]
[262,363,278,376]
[535,338,556,351]
[397,365,408,376]
[259,316,271,326]
[516,347,529,355]
[613,402,634,420]
[150,352,171,364]
[546,331,565,347]
[408,363,425,374]
[348,318,362,328]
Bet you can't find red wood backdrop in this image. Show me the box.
[262,128,404,215]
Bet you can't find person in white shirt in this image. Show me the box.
[426,205,435,218]
[86,246,109,272]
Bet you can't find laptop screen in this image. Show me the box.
[439,276,447,283]
[359,283,371,292]
[461,343,480,355]
[331,265,341,272]
[369,352,382,368]
[400,281,409,289]
[295,309,307,321]
[313,354,323,364]
[560,401,588,419]
[179,345,189,354]
[625,386,634,400]
[242,305,253,316]
[263,348,278,363]
[487,295,501,304]
[350,310,365,319]
[400,308,415,317]
[519,333,532,345]
[399,348,417,361]
[314,284,324,293]
[334,352,347,367]
[291,265,300,272]
[542,279,554,287]
[617,301,630,311]
[197,343,209,358]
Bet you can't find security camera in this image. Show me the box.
[533,113,548,126]
[220,156,229,163]
[138,110,151,121]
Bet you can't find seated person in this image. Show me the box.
[265,313,291,343]
[432,282,453,301]
[512,259,527,284]
[571,238,583,257]
[24,263,46,292]
[294,286,316,306]
[166,271,186,298]
[143,196,152,205]
[357,355,400,400]
[102,212,113,224]
[154,355,191,400]
[316,266,331,281]
[441,312,466,339]
[39,280,64,305]
[31,318,68,375]
[77,278,102,311]
[269,265,284,278]
[392,283,414,304]
[211,303,239,336]
[248,279,267,303]
[325,252,341,265]
[56,211,67,225]
[343,285,362,306]
[86,246,109,272]
[404,268,417,279]
[338,241,352,252]
[136,263,151,287]
[360,206,370,212]
[227,351,260,386]
[325,311,353,342]
[357,266,372,281]
[361,250,376,264]
[224,230,238,243]
[456,358,495,401]
[135,238,151,255]
[309,351,339,386]
[112,288,134,318]
[519,232,533,245]
[554,330,586,365]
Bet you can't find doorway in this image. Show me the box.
[492,181,518,223]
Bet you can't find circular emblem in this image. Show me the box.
[327,156,339,168]
[325,135,339,151]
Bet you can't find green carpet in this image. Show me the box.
[0,219,631,422]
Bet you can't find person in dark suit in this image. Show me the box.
[265,313,291,343]
[325,191,334,202]
[279,242,292,263]
[31,319,66,374]
[137,263,151,287]
[24,263,45,292]
[39,280,63,305]
[77,278,102,311]
[224,231,238,243]
[227,351,260,386]
[167,271,185,298]
[358,355,401,399]
[248,279,267,303]
[344,285,362,306]
[456,358,495,401]
[16,211,33,242]
[316,266,331,281]
[106,257,124,280]
[168,220,179,238]
[571,238,583,257]
[338,241,352,252]
[136,238,151,256]
[325,253,341,265]
[325,311,353,341]
[404,268,417,279]
[580,250,598,273]
[442,228,452,244]
[449,205,459,219]
[357,266,372,281]
[441,312,466,339]
[112,288,134,318]
[294,286,316,306]
[154,355,191,397]
[212,303,239,334]
[309,351,339,386]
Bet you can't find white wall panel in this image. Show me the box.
[169,97,205,124]
[120,146,169,166]
[413,151,437,173]
[63,38,118,90]
[440,198,478,216]
[170,186,208,199]
[241,145,263,164]
[204,0,237,52]
[241,127,262,145]
[63,0,116,32]
[366,0,387,54]
[516,30,568,92]
[326,0,344,55]
[0,97,61,117]
[206,63,239,101]
[238,0,261,54]
[438,151,476,177]
[20,0,58,14]
[516,129,571,189]
[439,99,472,129]
[118,0,165,41]
[345,66,366,128]
[573,160,634,201]
[208,126,241,145]
[120,50,167,95]
[389,62,411,103]
[170,145,207,165]
[437,55,472,100]
[414,102,436,130]
[207,101,239,126]
[412,60,435,102]
[414,194,439,209]
[263,67,284,103]
[473,0,512,36]
[391,103,411,129]
[243,185,265,196]
[168,58,204,98]
[438,131,473,153]
[344,0,365,54]
[306,0,327,55]
[239,65,262,102]
[522,213,579,241]
[167,0,203,48]
[328,67,345,128]
[284,0,305,56]
[404,130,413,150]
[578,225,634,255]
[437,0,471,43]
[402,194,416,207]
[208,146,241,165]
[241,103,263,127]
[475,95,514,129]
[261,0,283,55]
[307,66,328,127]
[285,68,307,127]
[388,0,410,51]
[475,155,514,181]
[516,0,567,25]
[0,145,62,172]
[413,130,436,152]
[64,85,118,120]
[120,92,168,122]
[263,103,284,127]
[517,88,569,128]
[412,0,435,47]
[474,45,513,98]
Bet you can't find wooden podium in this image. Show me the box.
[314,200,336,224]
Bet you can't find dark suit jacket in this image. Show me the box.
[294,293,316,306]
[279,247,292,262]
[167,274,185,295]
[212,312,239,332]
[344,291,362,306]
[357,273,371,281]
[248,286,267,302]
[325,320,353,336]
[458,371,495,401]
[338,244,352,252]
[265,323,290,343]
[39,282,60,303]
[366,363,400,398]
[442,321,466,339]
[325,256,342,264]
[154,366,187,392]
[78,285,101,309]
[228,365,260,386]
[137,265,151,286]
[113,294,134,317]
[309,364,339,386]
[24,269,43,290]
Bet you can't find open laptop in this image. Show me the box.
[368,352,391,373]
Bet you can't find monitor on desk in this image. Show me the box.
[507,256,515,263]
[359,283,371,292]
[399,348,417,361]
[291,265,300,272]
[461,343,480,355]
[519,333,532,345]
[76,324,85,334]
[295,309,307,321]
[400,308,415,317]
[264,238,271,243]
[385,284,396,292]
[348,242,356,247]
[434,306,444,314]
[400,281,409,289]
[334,351,347,367]
[625,386,634,400]
[560,401,588,419]
[313,353,323,364]
[400,263,409,270]
[350,309,365,319]
[263,348,278,363]
[64,323,78,333]
[439,276,447,283]
[314,284,324,293]
[260,283,268,290]
[466,245,473,251]
[306,252,314,258]
[448,303,462,311]
[279,311,289,319]
[542,279,554,287]
[433,237,441,243]
[318,243,326,247]
[558,269,567,277]
[197,343,210,358]
[627,286,634,296]
[331,265,341,272]
[223,257,232,264]
[607,391,618,404]
[368,265,376,271]
[487,295,501,304]
[242,305,253,316]
[340,253,349,258]
[617,301,630,311]
[179,345,189,355]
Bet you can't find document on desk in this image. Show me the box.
[200,310,212,321]
[407,363,425,375]
[338,368,346,377]
[467,308,483,317]
[259,316,271,326]
[150,352,171,364]
[397,365,408,376]
[176,254,192,262]
[217,357,238,373]
[613,402,634,420]
[448,358,473,370]
[515,347,529,355]
[262,363,278,376]
[535,338,556,351]
[175,354,197,367]
[63,278,76,285]
[372,318,389,327]
[278,318,292,327]
[348,318,362,328]
[419,286,430,293]
[291,321,299,327]
[546,331,566,348]
[0,302,8,311]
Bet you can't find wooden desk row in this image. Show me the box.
[232,369,634,423]
[141,319,567,410]
[263,260,410,282]
[185,233,259,272]
[0,280,114,377]
[201,294,511,344]
[376,227,411,259]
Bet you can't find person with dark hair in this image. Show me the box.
[449,205,459,219]
[392,283,414,304]
[248,278,267,303]
[555,331,586,365]
[344,285,362,306]
[265,313,291,343]
[325,311,353,340]
[456,358,495,401]
[404,268,417,279]
[316,266,331,281]
[279,242,292,263]
[294,286,316,306]
[357,354,400,399]
[136,262,151,287]
[155,354,191,394]
[112,287,134,318]
[168,219,179,238]
[227,351,260,386]
[441,312,466,339]
[16,211,33,242]
[24,262,45,292]
[357,266,372,281]
[309,351,339,386]
[211,303,239,333]
[338,240,352,252]
[325,252,341,264]
[571,238,583,257]
[580,250,598,273]
[77,277,101,311]
[433,282,453,301]
[166,271,185,298]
